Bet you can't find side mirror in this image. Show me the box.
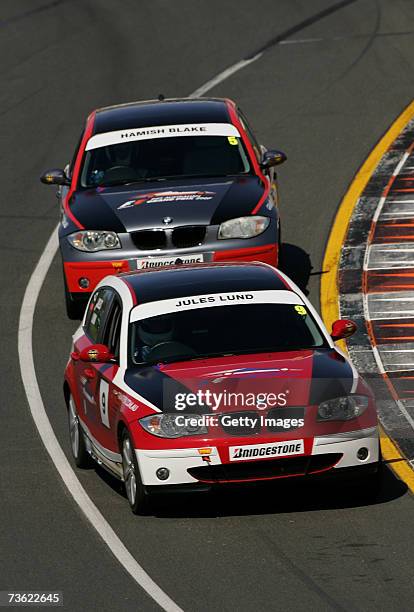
[74,344,115,363]
[331,319,357,341]
[40,168,71,186]
[260,150,287,170]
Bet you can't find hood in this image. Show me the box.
[124,349,356,413]
[67,176,266,233]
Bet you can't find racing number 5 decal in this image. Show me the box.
[99,379,110,428]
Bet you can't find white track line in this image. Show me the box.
[189,53,262,98]
[17,64,263,611]
[18,226,183,612]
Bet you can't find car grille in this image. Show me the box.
[172,226,206,248]
[218,408,306,436]
[187,453,342,483]
[130,226,206,250]
[266,407,306,433]
[219,412,261,436]
[131,230,166,250]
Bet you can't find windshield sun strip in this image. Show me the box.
[129,291,303,324]
[85,122,241,151]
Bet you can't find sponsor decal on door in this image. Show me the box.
[99,379,110,428]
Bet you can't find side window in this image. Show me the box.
[84,288,114,343]
[102,296,122,360]
[238,110,261,163]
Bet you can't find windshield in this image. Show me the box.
[80,135,251,187]
[130,303,327,365]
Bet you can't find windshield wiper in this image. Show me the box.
[95,173,250,188]
[134,346,323,367]
[233,347,319,354]
[135,352,235,366]
[97,177,163,187]
[153,173,249,181]
[182,352,236,362]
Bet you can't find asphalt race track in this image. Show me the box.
[2,1,414,610]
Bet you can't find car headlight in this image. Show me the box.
[317,395,369,421]
[139,414,208,438]
[67,230,121,252]
[218,216,270,239]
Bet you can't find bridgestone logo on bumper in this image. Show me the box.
[135,254,204,269]
[229,440,304,461]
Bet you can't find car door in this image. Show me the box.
[93,291,123,455]
[73,286,114,443]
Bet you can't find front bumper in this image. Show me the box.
[62,243,278,294]
[59,218,279,294]
[135,427,379,486]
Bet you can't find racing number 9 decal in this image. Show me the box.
[295,305,307,316]
[99,379,110,428]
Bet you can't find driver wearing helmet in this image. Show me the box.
[110,142,136,165]
[137,316,174,361]
[88,142,138,185]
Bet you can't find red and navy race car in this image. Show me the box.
[41,97,286,319]
[64,262,380,514]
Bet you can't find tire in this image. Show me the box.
[68,394,91,468]
[64,277,83,320]
[121,430,151,515]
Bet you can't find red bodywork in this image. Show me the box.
[64,244,278,293]
[65,341,377,483]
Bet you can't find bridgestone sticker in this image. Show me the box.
[135,254,204,270]
[86,123,240,150]
[229,439,304,461]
